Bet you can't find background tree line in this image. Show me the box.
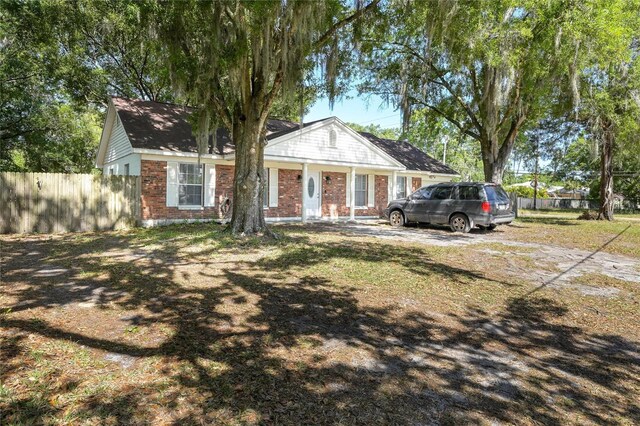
[1,0,638,232]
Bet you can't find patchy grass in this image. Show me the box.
[500,217,640,258]
[1,222,639,425]
[519,208,640,219]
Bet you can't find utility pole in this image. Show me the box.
[533,136,540,211]
[442,136,448,165]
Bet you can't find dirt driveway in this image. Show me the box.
[317,220,640,296]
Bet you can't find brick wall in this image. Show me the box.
[140,160,218,221]
[375,175,389,215]
[265,169,302,218]
[320,172,387,218]
[321,172,348,218]
[215,164,235,218]
[140,159,388,222]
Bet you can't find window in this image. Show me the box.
[178,163,203,206]
[485,185,510,203]
[355,174,367,207]
[396,176,407,198]
[457,185,480,200]
[109,167,114,175]
[431,186,453,200]
[413,186,433,200]
[329,129,337,147]
[263,168,269,208]
[124,164,130,176]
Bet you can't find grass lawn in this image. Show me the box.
[519,208,640,220]
[1,219,639,425]
[502,216,640,258]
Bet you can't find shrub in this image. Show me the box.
[505,185,549,198]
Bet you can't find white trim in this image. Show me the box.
[389,171,397,202]
[265,117,405,169]
[349,167,356,221]
[268,168,279,207]
[133,148,225,159]
[178,206,204,210]
[301,163,308,222]
[263,155,401,171]
[399,170,460,178]
[204,164,216,207]
[141,218,215,227]
[367,174,375,208]
[166,162,179,207]
[95,102,116,167]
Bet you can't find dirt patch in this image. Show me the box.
[337,222,640,297]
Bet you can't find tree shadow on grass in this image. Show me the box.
[0,227,639,424]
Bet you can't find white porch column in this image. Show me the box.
[349,166,356,221]
[301,163,308,223]
[390,171,398,201]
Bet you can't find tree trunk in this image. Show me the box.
[481,135,510,184]
[229,111,270,236]
[597,127,615,221]
[479,118,523,185]
[482,156,505,184]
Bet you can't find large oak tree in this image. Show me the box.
[155,0,379,236]
[359,0,590,184]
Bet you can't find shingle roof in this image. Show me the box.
[112,97,308,155]
[111,97,457,175]
[359,132,458,175]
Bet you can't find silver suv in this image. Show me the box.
[383,183,515,233]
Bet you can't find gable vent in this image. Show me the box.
[329,129,337,147]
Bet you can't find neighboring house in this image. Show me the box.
[547,186,590,199]
[96,97,458,226]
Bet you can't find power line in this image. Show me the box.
[351,113,402,125]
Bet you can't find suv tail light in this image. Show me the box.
[481,201,491,213]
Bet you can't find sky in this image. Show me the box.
[304,91,402,129]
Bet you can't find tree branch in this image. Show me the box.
[314,0,381,48]
[414,98,481,141]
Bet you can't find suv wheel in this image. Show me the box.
[389,210,405,227]
[450,213,471,233]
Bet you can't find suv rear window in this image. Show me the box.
[485,185,510,203]
[457,186,481,200]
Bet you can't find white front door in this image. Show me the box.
[304,171,321,218]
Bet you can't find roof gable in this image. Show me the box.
[265,118,403,169]
[96,99,133,166]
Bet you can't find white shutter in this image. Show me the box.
[367,174,375,207]
[388,175,394,201]
[166,162,179,207]
[345,172,351,206]
[269,168,278,207]
[406,176,412,196]
[420,177,425,188]
[204,164,216,207]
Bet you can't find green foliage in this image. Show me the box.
[0,0,173,173]
[504,185,549,198]
[357,0,588,182]
[404,111,484,182]
[345,122,400,140]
